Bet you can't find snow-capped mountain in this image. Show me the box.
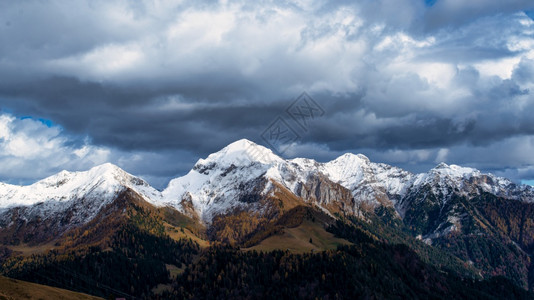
[1,138,533,241]
[2,139,534,292]
[158,139,416,221]
[160,139,286,221]
[0,163,159,209]
[316,153,415,207]
[396,162,534,240]
[0,163,164,244]
[408,162,533,202]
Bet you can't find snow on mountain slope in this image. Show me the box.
[317,153,414,206]
[161,139,294,221]
[397,162,534,239]
[197,138,284,166]
[0,163,161,216]
[408,162,534,203]
[411,163,479,194]
[160,139,391,221]
[0,140,291,226]
[1,138,533,229]
[0,163,166,245]
[162,162,270,220]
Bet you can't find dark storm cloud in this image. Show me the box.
[0,75,292,153]
[1,0,534,185]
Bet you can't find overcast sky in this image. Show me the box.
[1,0,534,189]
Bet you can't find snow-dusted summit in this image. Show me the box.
[158,139,410,221]
[408,162,534,203]
[161,139,285,221]
[0,163,159,210]
[1,139,533,230]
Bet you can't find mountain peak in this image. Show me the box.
[321,153,373,184]
[225,138,257,148]
[198,139,283,167]
[435,162,449,169]
[331,153,370,164]
[87,162,127,177]
[356,153,370,162]
[33,163,132,190]
[430,162,478,179]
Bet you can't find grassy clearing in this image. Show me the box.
[6,241,57,256]
[166,263,185,279]
[0,275,102,300]
[164,222,210,248]
[244,220,351,253]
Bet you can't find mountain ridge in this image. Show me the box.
[1,138,533,224]
[2,139,534,294]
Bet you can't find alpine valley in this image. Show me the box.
[1,139,534,299]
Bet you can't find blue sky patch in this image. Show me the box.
[20,116,55,128]
[425,0,437,7]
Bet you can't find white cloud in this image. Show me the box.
[435,148,449,163]
[0,113,110,183]
[473,57,522,79]
[3,0,533,97]
[0,112,198,189]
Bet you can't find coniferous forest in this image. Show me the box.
[1,204,533,300]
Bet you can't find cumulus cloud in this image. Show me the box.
[0,112,197,188]
[1,0,534,185]
[0,113,110,183]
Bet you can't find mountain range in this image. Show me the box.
[1,139,534,298]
